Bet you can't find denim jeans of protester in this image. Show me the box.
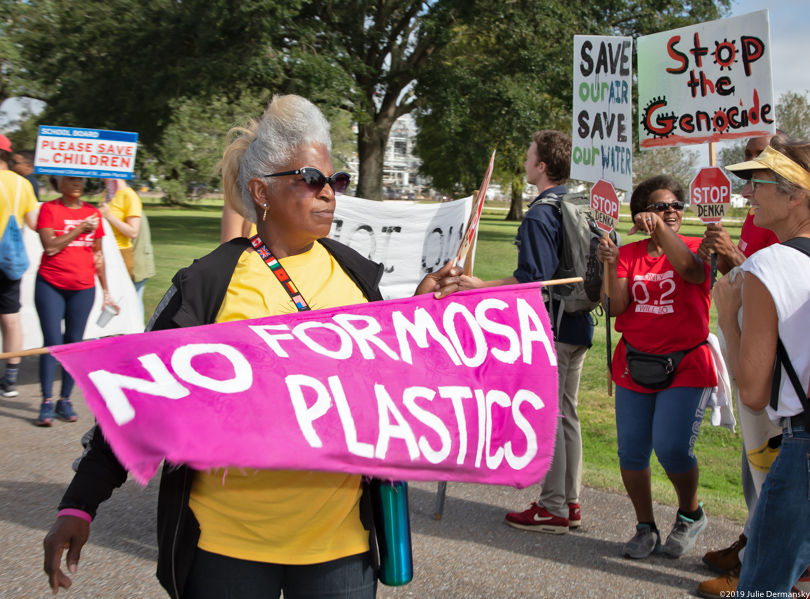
[737,426,810,593]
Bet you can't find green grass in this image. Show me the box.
[143,207,747,524]
[142,205,224,315]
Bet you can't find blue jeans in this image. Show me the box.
[615,386,710,473]
[738,426,810,594]
[34,275,95,399]
[181,549,377,599]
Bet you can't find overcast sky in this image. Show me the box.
[731,0,810,99]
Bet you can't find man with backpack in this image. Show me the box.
[451,130,595,534]
[0,134,39,397]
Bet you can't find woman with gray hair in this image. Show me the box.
[714,138,810,594]
[42,94,459,599]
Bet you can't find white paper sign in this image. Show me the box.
[571,35,633,192]
[332,196,473,299]
[637,10,774,149]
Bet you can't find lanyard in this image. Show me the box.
[249,234,310,312]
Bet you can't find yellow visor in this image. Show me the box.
[726,145,810,190]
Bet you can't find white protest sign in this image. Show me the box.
[638,10,774,149]
[332,196,473,299]
[571,36,633,192]
[34,126,139,179]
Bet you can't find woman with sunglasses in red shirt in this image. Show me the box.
[597,174,716,561]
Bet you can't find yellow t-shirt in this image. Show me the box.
[108,187,142,249]
[189,241,371,564]
[0,171,38,235]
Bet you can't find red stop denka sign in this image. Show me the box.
[590,179,620,234]
[690,167,731,224]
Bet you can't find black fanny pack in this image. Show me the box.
[623,339,708,390]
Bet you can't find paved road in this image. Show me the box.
[1,357,738,598]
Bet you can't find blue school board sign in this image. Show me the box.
[34,126,139,180]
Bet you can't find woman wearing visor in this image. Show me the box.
[714,138,810,594]
[42,95,458,599]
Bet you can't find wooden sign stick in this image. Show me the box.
[462,190,480,276]
[708,142,718,287]
[603,231,613,397]
[0,279,587,364]
[0,346,50,361]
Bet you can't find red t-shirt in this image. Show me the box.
[612,235,717,392]
[738,211,779,258]
[37,200,104,290]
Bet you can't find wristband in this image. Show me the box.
[58,508,92,523]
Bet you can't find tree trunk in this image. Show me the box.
[356,122,389,201]
[505,172,525,221]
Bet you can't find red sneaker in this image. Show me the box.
[568,503,582,528]
[505,502,569,534]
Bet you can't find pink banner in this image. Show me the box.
[52,284,559,488]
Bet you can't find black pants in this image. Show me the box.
[182,549,377,599]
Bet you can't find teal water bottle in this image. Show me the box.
[371,479,413,586]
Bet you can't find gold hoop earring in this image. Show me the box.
[262,204,267,222]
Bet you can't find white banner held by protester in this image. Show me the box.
[637,10,774,149]
[34,126,139,179]
[571,35,633,192]
[332,196,473,299]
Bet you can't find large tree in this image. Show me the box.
[6,0,293,145]
[414,0,731,220]
[5,0,731,204]
[776,90,810,140]
[6,0,468,200]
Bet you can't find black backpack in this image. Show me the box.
[531,192,621,316]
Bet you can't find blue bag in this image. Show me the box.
[0,177,31,280]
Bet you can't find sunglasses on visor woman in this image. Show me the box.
[263,167,351,196]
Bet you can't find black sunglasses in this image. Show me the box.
[646,201,685,212]
[262,167,351,197]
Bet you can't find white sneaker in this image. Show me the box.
[663,510,708,558]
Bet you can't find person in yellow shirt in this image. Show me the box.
[0,134,39,398]
[98,178,150,323]
[98,178,142,273]
[42,95,459,598]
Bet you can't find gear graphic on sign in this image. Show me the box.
[641,97,676,139]
[713,39,738,71]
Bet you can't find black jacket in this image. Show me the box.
[59,237,385,599]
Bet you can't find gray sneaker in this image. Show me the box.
[663,510,708,558]
[0,378,18,398]
[624,524,663,559]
